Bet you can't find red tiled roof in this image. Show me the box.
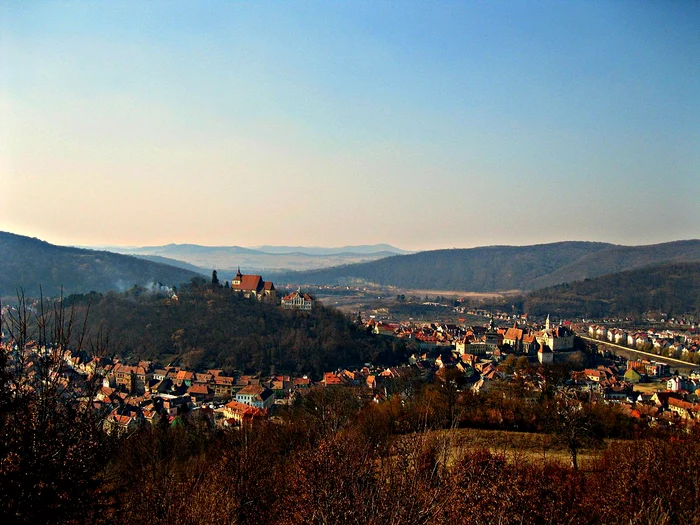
[282,291,313,301]
[323,372,344,385]
[504,327,524,341]
[224,400,266,419]
[294,377,311,387]
[669,398,699,411]
[187,384,212,395]
[232,274,263,292]
[237,384,266,396]
[111,414,133,426]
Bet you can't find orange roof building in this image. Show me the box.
[231,268,275,298]
[281,289,314,311]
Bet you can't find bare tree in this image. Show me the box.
[546,389,603,470]
[0,288,113,523]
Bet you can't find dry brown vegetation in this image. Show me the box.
[427,428,606,470]
[3,367,700,524]
[93,407,700,525]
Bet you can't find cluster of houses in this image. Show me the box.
[368,314,576,365]
[570,365,635,400]
[623,379,700,426]
[90,346,700,435]
[88,359,700,435]
[96,360,318,434]
[587,324,700,363]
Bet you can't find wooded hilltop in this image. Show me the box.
[63,279,402,377]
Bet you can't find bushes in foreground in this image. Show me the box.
[96,415,700,525]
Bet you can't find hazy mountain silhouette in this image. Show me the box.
[275,240,700,292]
[0,232,200,298]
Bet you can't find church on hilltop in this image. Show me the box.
[230,268,275,299]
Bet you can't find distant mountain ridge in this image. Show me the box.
[275,240,700,292]
[0,232,201,298]
[108,244,263,256]
[251,244,412,255]
[11,232,700,297]
[86,243,411,273]
[130,254,209,274]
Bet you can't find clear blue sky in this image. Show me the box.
[1,1,699,250]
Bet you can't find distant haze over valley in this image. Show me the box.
[78,243,413,274]
[4,232,700,307]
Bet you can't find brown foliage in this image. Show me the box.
[443,449,588,524]
[585,431,700,525]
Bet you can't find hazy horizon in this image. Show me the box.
[2,2,699,252]
[5,229,700,255]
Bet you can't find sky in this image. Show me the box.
[1,1,699,251]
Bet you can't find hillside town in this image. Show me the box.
[3,280,700,524]
[6,304,699,439]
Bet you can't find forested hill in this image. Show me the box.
[0,232,201,298]
[65,284,399,377]
[276,241,614,291]
[524,262,700,318]
[526,240,700,289]
[276,240,700,292]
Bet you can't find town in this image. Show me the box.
[3,269,700,524]
[6,267,697,439]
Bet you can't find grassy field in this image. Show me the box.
[632,381,667,394]
[407,427,608,471]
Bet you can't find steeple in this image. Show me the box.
[545,314,551,331]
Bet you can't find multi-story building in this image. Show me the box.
[235,384,275,410]
[281,290,314,311]
[537,315,574,351]
[112,363,151,394]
